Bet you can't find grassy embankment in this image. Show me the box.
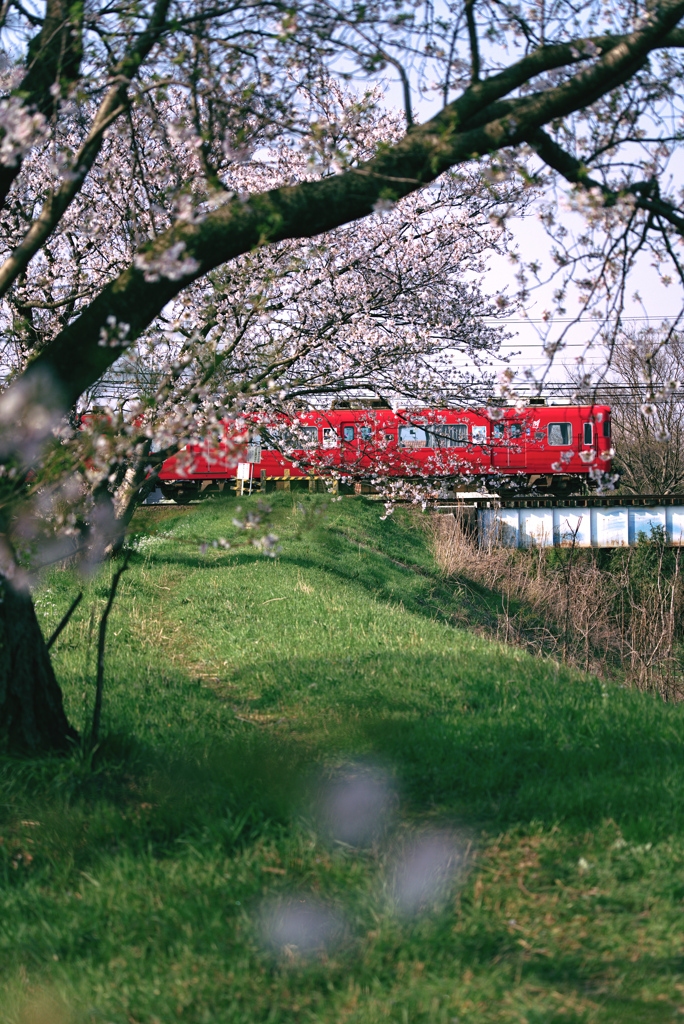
[3,493,684,1024]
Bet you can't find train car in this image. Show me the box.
[157,401,613,501]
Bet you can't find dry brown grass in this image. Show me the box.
[429,510,684,699]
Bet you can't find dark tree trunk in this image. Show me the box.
[0,574,78,751]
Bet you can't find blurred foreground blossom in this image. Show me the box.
[259,896,344,956]
[389,832,462,915]
[315,763,396,847]
[0,367,65,463]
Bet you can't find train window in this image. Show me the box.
[267,427,296,447]
[322,427,338,447]
[298,426,318,448]
[343,425,355,441]
[510,423,522,439]
[603,420,611,437]
[359,425,372,441]
[472,425,487,444]
[583,422,593,446]
[548,422,573,445]
[428,424,467,447]
[492,423,505,439]
[399,425,427,447]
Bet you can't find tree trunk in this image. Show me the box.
[105,453,159,557]
[109,439,184,552]
[113,458,156,526]
[0,574,78,751]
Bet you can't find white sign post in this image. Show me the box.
[236,443,262,495]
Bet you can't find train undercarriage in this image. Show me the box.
[158,472,588,503]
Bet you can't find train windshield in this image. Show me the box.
[548,422,573,445]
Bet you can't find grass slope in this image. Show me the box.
[3,494,684,1024]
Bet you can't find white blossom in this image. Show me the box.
[0,96,45,166]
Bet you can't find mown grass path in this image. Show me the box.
[3,494,684,1024]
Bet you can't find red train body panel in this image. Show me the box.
[157,403,613,498]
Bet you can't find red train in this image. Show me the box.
[157,401,613,501]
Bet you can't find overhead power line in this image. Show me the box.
[484,315,684,324]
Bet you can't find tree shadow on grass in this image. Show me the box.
[0,721,308,883]
[221,647,684,843]
[7,635,678,877]
[143,539,478,628]
[3,634,683,1019]
[416,904,684,1023]
[17,497,681,872]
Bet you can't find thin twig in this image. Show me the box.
[46,591,83,650]
[90,551,130,748]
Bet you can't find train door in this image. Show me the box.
[341,422,357,467]
[357,422,373,472]
[508,420,526,471]
[470,423,489,474]
[491,419,527,474]
[526,415,546,478]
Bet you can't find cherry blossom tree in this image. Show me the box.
[3,0,684,749]
[19,85,518,536]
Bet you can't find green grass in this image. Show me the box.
[3,493,684,1023]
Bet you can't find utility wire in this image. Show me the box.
[483,315,684,324]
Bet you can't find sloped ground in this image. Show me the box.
[2,494,684,1024]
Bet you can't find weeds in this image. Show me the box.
[430,512,684,697]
